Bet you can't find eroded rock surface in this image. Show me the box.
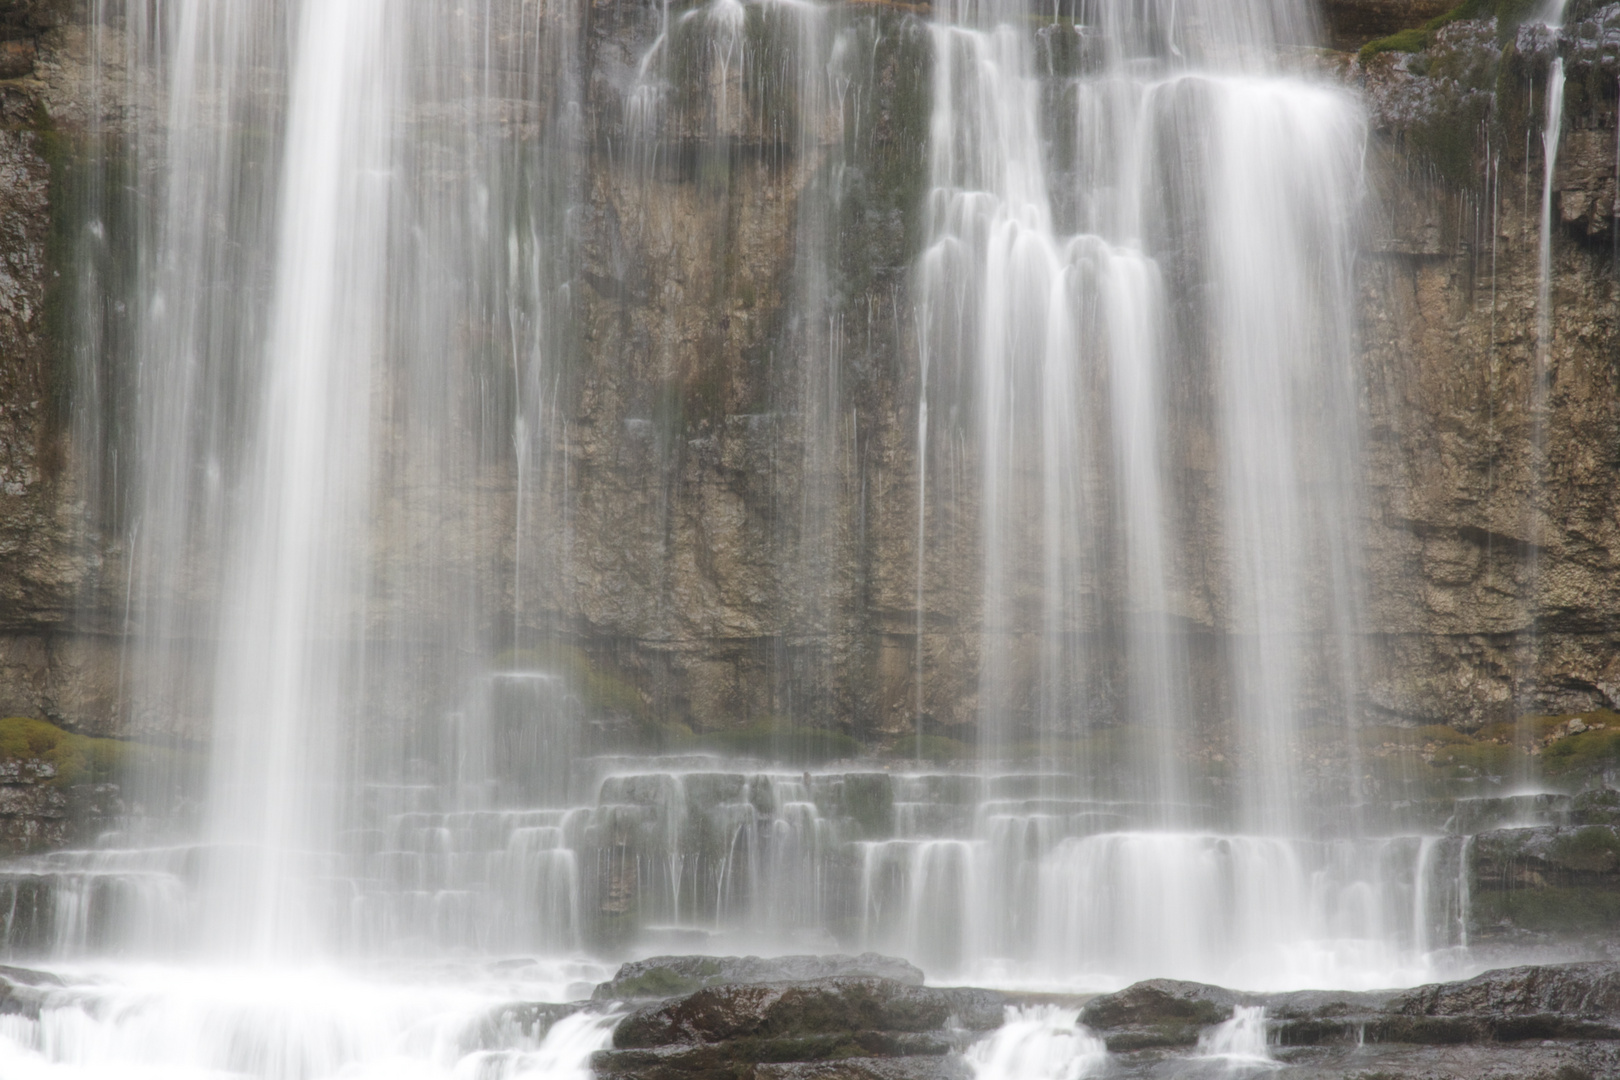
[1085,963,1620,1077]
[583,959,1620,1079]
[594,953,926,1001]
[593,970,1006,1080]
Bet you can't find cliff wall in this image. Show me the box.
[0,0,1614,768]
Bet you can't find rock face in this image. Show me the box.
[1356,8,1620,733]
[0,756,116,851]
[0,2,1615,784]
[1470,824,1620,940]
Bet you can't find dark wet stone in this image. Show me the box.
[1078,979,1242,1050]
[1381,962,1620,1043]
[1086,963,1620,1054]
[594,952,924,1001]
[755,1057,972,1080]
[594,1032,955,1080]
[0,963,62,987]
[0,963,60,1020]
[1449,793,1573,835]
[613,978,1007,1049]
[1573,788,1620,827]
[1106,1041,1620,1079]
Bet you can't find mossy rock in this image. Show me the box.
[1573,788,1620,826]
[1470,882,1620,934]
[1548,825,1620,873]
[1359,0,1549,62]
[0,717,126,787]
[595,958,723,1001]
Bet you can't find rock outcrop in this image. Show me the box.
[595,976,1008,1080]
[580,957,1620,1079]
[1081,962,1620,1077]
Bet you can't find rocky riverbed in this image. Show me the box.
[566,954,1620,1080]
[3,949,1619,1077]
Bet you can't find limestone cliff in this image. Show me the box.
[0,0,1615,772]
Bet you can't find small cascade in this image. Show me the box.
[1536,57,1566,375]
[965,1005,1108,1080]
[1195,1005,1276,1068]
[1521,1,1567,767]
[914,0,1366,833]
[0,762,1479,990]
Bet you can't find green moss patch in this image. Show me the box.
[0,716,126,786]
[1359,0,1547,62]
[1471,882,1620,934]
[1360,712,1620,792]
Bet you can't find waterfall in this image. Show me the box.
[914,0,1365,832]
[203,0,397,961]
[0,0,1513,1061]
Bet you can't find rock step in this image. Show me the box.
[611,978,1008,1050]
[1080,962,1620,1052]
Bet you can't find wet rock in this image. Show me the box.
[595,976,1006,1080]
[1386,962,1620,1025]
[594,953,925,1001]
[1222,1041,1620,1079]
[1088,963,1620,1059]
[595,964,1620,1080]
[754,1058,971,1080]
[1450,793,1574,835]
[612,978,1007,1049]
[1470,828,1620,939]
[0,961,61,1020]
[1573,788,1620,827]
[594,1031,955,1080]
[1079,979,1243,1050]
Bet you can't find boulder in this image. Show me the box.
[755,1059,971,1080]
[1078,979,1243,1050]
[595,953,925,1001]
[612,978,1006,1049]
[593,974,1008,1080]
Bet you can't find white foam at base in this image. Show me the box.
[0,963,617,1080]
[1195,1005,1278,1069]
[965,1005,1108,1080]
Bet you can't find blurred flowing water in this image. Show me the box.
[0,0,1506,1073]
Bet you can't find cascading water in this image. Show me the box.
[964,1005,1107,1080]
[0,0,1523,1072]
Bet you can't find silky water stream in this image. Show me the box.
[0,0,1552,1075]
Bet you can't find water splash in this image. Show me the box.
[0,964,619,1080]
[1195,1005,1277,1069]
[965,1005,1107,1080]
